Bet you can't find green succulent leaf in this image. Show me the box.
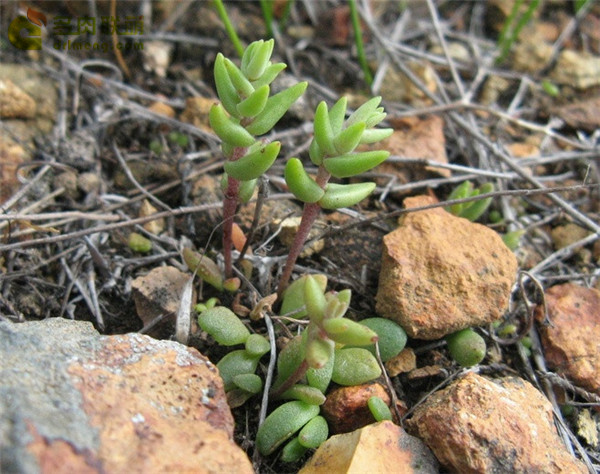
[308,138,324,166]
[331,347,381,386]
[209,103,256,147]
[365,111,387,128]
[323,298,348,320]
[322,318,378,346]
[305,334,335,370]
[346,96,383,127]
[358,318,407,362]
[304,275,327,323]
[446,328,486,367]
[458,183,494,221]
[280,274,328,319]
[245,333,271,357]
[245,81,308,136]
[241,40,260,73]
[224,57,255,98]
[217,349,260,391]
[232,373,263,394]
[128,232,152,253]
[298,415,329,449]
[250,62,287,89]
[197,306,250,346]
[367,396,392,422]
[284,158,325,204]
[446,180,472,215]
[274,335,305,390]
[214,53,241,118]
[224,141,281,181]
[502,229,525,251]
[306,352,334,393]
[280,384,326,405]
[256,401,320,455]
[359,128,393,144]
[236,84,270,118]
[281,436,308,463]
[323,150,389,178]
[243,39,274,81]
[333,122,365,155]
[238,177,257,203]
[318,182,376,210]
[328,97,348,135]
[182,248,223,291]
[313,101,337,156]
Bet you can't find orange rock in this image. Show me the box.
[376,195,518,340]
[299,421,438,473]
[406,372,587,473]
[321,382,390,434]
[0,318,253,473]
[535,283,600,396]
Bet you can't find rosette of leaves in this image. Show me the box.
[209,39,307,277]
[194,299,270,407]
[278,97,392,294]
[445,180,494,222]
[257,275,383,460]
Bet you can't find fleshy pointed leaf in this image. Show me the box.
[214,53,241,118]
[308,138,324,166]
[305,335,334,369]
[245,81,308,136]
[359,128,393,144]
[328,97,348,134]
[232,373,263,394]
[244,38,274,80]
[304,274,327,324]
[209,103,256,147]
[313,101,336,156]
[236,84,270,118]
[280,384,326,405]
[322,318,378,346]
[346,96,383,127]
[251,62,286,89]
[284,158,325,203]
[318,182,376,210]
[224,141,281,180]
[333,122,365,155]
[323,150,389,178]
[224,58,254,98]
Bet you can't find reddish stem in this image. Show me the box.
[222,146,247,278]
[277,166,331,298]
[270,359,309,399]
[222,175,240,278]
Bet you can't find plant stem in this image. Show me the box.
[270,359,309,399]
[277,166,331,297]
[222,146,248,278]
[222,175,240,278]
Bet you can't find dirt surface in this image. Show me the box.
[1,1,599,472]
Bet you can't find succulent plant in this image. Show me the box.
[278,97,392,294]
[445,180,494,222]
[210,39,307,277]
[445,328,487,367]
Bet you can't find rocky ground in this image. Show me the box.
[1,1,599,473]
